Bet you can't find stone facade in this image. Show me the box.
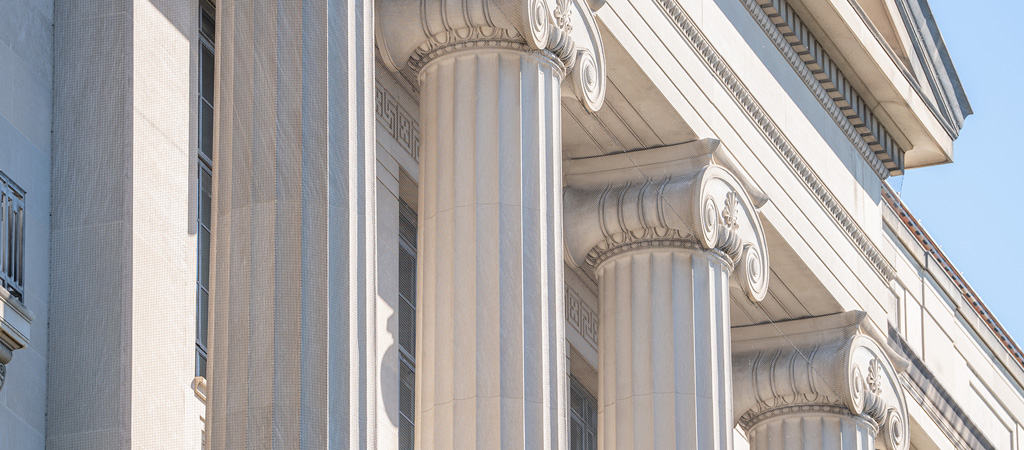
[0,0,1019,449]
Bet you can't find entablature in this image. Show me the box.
[880,185,1024,390]
[880,185,1024,449]
[768,0,968,169]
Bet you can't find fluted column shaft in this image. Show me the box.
[597,246,734,450]
[416,48,566,450]
[746,412,876,450]
[208,1,376,449]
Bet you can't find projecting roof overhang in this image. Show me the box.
[786,0,969,169]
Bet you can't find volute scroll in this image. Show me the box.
[732,311,911,450]
[562,142,770,302]
[375,0,606,111]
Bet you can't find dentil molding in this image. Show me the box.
[375,0,606,112]
[732,311,911,450]
[563,139,770,302]
[653,0,897,283]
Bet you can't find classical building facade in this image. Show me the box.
[0,0,1020,449]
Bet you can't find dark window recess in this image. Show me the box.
[398,199,417,449]
[199,40,215,161]
[196,165,212,377]
[570,377,598,450]
[200,3,215,43]
[0,172,24,302]
[196,0,215,378]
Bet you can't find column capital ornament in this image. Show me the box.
[562,139,770,302]
[375,0,606,112]
[732,311,911,450]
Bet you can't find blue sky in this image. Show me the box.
[896,1,1024,344]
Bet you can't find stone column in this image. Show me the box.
[596,247,734,449]
[377,2,606,449]
[732,311,911,450]
[746,413,877,450]
[563,140,771,450]
[416,48,565,450]
[207,1,376,448]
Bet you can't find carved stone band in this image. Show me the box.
[732,311,911,450]
[563,140,770,302]
[376,0,606,112]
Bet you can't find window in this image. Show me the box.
[196,0,215,378]
[0,172,24,302]
[570,377,597,450]
[398,199,417,449]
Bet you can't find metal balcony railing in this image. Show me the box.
[0,173,24,301]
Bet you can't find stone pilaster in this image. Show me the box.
[563,139,771,450]
[376,2,606,449]
[207,1,376,448]
[732,311,911,450]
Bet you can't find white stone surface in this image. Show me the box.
[596,247,734,449]
[562,143,770,450]
[374,136,405,449]
[746,413,876,450]
[0,1,51,448]
[206,0,377,448]
[413,48,568,450]
[2,0,1019,449]
[48,1,204,449]
[49,0,134,448]
[732,311,910,450]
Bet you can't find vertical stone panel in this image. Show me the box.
[130,0,199,447]
[49,2,133,446]
[50,0,204,448]
[208,0,376,448]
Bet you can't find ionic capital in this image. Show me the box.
[375,0,606,111]
[562,139,770,302]
[732,311,911,450]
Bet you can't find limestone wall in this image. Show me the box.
[0,1,52,448]
[49,1,204,448]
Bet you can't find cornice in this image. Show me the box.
[889,0,970,137]
[652,0,887,179]
[882,185,1024,372]
[653,0,897,283]
[741,0,905,175]
[732,311,910,450]
[563,144,769,302]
